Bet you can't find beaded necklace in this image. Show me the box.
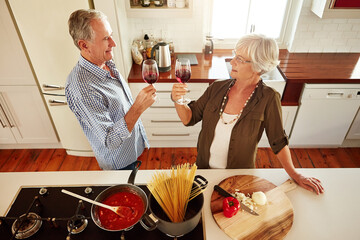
[219,80,259,125]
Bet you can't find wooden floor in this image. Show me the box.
[0,147,359,172]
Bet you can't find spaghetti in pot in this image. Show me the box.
[147,163,204,223]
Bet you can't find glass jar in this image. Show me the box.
[154,0,163,7]
[167,0,176,8]
[141,0,150,7]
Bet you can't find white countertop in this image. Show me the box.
[1,168,359,240]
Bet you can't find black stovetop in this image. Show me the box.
[0,185,204,240]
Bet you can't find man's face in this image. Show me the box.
[81,18,116,66]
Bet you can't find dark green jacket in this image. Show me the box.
[187,79,288,169]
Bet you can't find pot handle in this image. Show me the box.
[194,175,208,190]
[140,213,158,231]
[127,160,142,185]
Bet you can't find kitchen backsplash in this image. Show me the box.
[289,0,360,53]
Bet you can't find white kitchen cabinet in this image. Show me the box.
[43,95,93,156]
[0,86,58,144]
[311,0,360,18]
[0,1,58,147]
[125,0,193,18]
[290,84,360,147]
[7,0,94,155]
[258,106,298,148]
[129,82,207,147]
[346,108,360,140]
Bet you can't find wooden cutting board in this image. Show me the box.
[210,175,297,240]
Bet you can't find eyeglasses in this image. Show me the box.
[232,50,252,64]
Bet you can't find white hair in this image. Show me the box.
[235,34,280,75]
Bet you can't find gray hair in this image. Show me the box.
[235,34,279,75]
[68,9,107,50]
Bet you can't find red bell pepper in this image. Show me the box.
[222,197,240,218]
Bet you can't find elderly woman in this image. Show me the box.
[171,34,324,194]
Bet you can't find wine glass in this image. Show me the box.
[175,58,191,105]
[142,59,159,101]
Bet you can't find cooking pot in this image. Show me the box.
[140,175,208,237]
[151,42,171,72]
[91,161,157,232]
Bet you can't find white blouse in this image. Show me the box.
[209,112,238,169]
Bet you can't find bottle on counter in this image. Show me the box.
[144,34,154,59]
[205,35,214,54]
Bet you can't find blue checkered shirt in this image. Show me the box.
[65,55,149,170]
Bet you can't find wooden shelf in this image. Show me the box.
[125,0,193,18]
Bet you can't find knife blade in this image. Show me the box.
[214,185,259,216]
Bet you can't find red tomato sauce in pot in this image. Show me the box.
[98,192,144,230]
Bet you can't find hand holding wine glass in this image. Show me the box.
[175,58,191,105]
[142,59,159,102]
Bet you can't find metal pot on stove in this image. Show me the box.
[90,161,157,232]
[140,175,208,237]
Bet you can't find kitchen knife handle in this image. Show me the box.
[214,185,233,198]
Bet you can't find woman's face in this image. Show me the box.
[230,49,258,81]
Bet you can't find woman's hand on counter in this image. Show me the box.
[292,173,324,195]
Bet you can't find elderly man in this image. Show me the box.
[66,9,155,170]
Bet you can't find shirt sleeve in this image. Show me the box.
[186,82,214,126]
[264,91,289,154]
[70,89,131,150]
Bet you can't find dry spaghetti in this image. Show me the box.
[147,163,203,223]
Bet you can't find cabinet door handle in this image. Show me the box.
[0,93,16,128]
[43,84,64,90]
[0,104,9,128]
[49,99,67,106]
[151,120,182,123]
[152,133,190,137]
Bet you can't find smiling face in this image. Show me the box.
[79,18,116,67]
[230,48,259,82]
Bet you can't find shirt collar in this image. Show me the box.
[79,55,114,79]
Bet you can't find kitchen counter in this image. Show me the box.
[128,50,232,83]
[1,169,359,240]
[279,51,360,105]
[128,50,360,105]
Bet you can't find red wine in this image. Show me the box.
[143,72,159,84]
[175,69,191,83]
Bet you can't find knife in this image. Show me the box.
[214,185,259,216]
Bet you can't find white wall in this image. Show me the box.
[117,0,360,62]
[289,0,360,53]
[125,0,204,53]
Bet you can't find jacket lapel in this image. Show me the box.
[237,81,264,122]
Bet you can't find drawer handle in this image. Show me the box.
[150,106,175,109]
[152,133,190,137]
[156,90,172,93]
[151,120,182,123]
[49,99,67,106]
[327,92,344,97]
[156,90,190,93]
[43,84,64,90]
